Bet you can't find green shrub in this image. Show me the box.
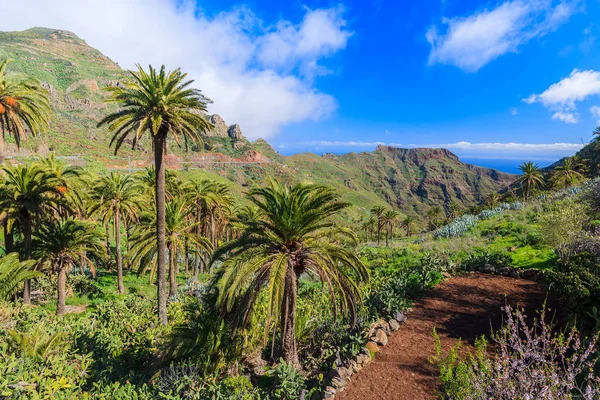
[267,359,306,399]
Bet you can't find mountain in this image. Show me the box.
[0,27,515,221]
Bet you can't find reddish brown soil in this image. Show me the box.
[336,273,551,400]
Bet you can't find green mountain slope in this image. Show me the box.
[0,27,515,221]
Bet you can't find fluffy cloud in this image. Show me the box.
[426,0,581,72]
[551,111,578,123]
[0,0,352,139]
[524,69,600,123]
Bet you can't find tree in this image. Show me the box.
[185,179,217,278]
[446,201,461,220]
[0,253,40,301]
[212,182,368,367]
[0,164,65,303]
[130,198,212,297]
[98,65,212,325]
[485,192,501,209]
[427,206,442,230]
[370,206,386,246]
[90,172,142,294]
[402,216,416,237]
[551,158,583,188]
[0,59,51,164]
[382,209,399,247]
[516,161,544,201]
[33,218,103,316]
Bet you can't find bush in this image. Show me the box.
[267,359,306,399]
[459,250,512,272]
[538,200,589,258]
[433,305,600,400]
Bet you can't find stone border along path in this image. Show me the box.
[318,269,551,400]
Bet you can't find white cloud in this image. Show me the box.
[511,107,519,115]
[551,111,578,123]
[426,0,581,72]
[0,0,352,139]
[524,69,600,123]
[591,105,600,123]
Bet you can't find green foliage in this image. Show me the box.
[267,359,307,399]
[0,253,40,300]
[538,200,588,258]
[459,249,512,272]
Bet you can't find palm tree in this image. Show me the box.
[130,198,212,297]
[0,253,40,301]
[185,179,217,278]
[0,59,51,164]
[99,65,212,325]
[33,218,103,316]
[382,210,399,247]
[402,216,415,237]
[90,172,142,294]
[552,158,584,188]
[370,206,386,246]
[212,182,368,367]
[427,206,442,230]
[0,164,65,303]
[485,192,501,209]
[516,161,544,201]
[446,201,460,220]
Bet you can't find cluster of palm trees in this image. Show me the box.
[516,157,587,200]
[362,206,421,246]
[0,60,367,367]
[0,157,236,315]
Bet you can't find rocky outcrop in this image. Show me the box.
[206,114,246,141]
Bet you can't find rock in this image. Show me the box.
[374,328,388,346]
[389,318,401,331]
[365,341,379,354]
[361,347,371,358]
[509,269,521,279]
[522,269,539,280]
[499,267,512,276]
[481,264,496,274]
[392,311,407,323]
[228,123,243,140]
[329,367,349,380]
[207,114,229,137]
[377,320,391,334]
[331,377,346,389]
[323,387,336,398]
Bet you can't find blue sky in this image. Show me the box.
[3,0,600,171]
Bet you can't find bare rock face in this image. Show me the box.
[207,114,229,137]
[228,124,243,140]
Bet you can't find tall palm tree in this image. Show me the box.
[552,158,584,188]
[0,164,65,303]
[185,179,217,278]
[99,65,212,325]
[382,209,399,247]
[370,206,386,246]
[0,59,51,164]
[516,161,544,201]
[0,253,40,301]
[130,198,212,297]
[33,218,103,316]
[90,172,142,294]
[402,216,416,237]
[212,182,368,367]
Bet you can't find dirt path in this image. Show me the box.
[336,273,551,400]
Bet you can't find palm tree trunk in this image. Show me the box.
[184,239,189,276]
[193,207,201,280]
[115,209,124,294]
[57,265,66,316]
[155,132,168,325]
[280,266,300,368]
[22,212,32,304]
[3,218,13,253]
[0,134,5,165]
[377,217,381,246]
[105,224,111,261]
[168,243,177,297]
